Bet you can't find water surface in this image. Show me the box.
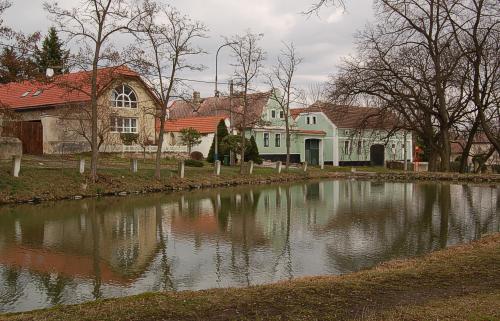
[0,180,498,313]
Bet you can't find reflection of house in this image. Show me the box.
[0,201,160,283]
[169,92,412,166]
[0,66,160,154]
[156,116,230,157]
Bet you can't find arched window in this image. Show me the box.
[112,84,138,108]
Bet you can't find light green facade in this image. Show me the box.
[245,97,412,166]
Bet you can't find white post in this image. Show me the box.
[248,160,254,175]
[130,159,138,173]
[214,160,221,176]
[319,139,324,169]
[178,160,185,178]
[12,155,21,177]
[303,161,308,172]
[79,158,85,174]
[276,161,282,174]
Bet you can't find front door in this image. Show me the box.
[305,139,320,166]
[2,121,44,155]
[370,144,385,166]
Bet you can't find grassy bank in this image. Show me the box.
[0,154,388,205]
[3,233,499,321]
[1,154,499,205]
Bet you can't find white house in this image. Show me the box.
[157,116,230,157]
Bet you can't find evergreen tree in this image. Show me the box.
[35,27,69,75]
[245,135,262,164]
[207,119,229,162]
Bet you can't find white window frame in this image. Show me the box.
[111,117,138,133]
[306,116,310,125]
[275,133,281,147]
[312,116,317,124]
[264,132,270,147]
[279,110,284,119]
[112,84,138,109]
[271,110,276,119]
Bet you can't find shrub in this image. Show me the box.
[245,135,263,164]
[190,151,204,160]
[120,133,139,145]
[185,159,204,167]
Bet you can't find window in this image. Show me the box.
[279,111,284,119]
[312,116,317,124]
[264,132,270,147]
[275,133,281,147]
[344,141,351,154]
[357,141,363,154]
[169,133,176,145]
[306,117,310,124]
[21,91,31,98]
[112,84,138,108]
[345,130,350,136]
[110,117,137,133]
[271,110,276,118]
[32,89,43,97]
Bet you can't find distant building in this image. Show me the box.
[169,93,412,166]
[156,115,230,157]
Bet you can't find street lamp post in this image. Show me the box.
[214,42,236,163]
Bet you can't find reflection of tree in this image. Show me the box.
[273,187,293,280]
[155,204,175,292]
[0,268,21,307]
[439,185,451,249]
[90,201,102,300]
[36,273,71,306]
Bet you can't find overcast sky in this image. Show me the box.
[5,0,375,99]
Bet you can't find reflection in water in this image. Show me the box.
[0,181,498,313]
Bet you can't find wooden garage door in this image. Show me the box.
[2,121,43,155]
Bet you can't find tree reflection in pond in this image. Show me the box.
[0,181,498,313]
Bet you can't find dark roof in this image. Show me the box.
[291,102,399,129]
[169,92,271,128]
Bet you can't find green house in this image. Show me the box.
[169,92,412,166]
[246,100,413,167]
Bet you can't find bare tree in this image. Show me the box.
[330,0,473,172]
[45,0,146,182]
[131,0,207,179]
[446,0,500,154]
[304,0,346,15]
[267,42,303,170]
[226,31,266,174]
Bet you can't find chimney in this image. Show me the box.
[192,91,201,104]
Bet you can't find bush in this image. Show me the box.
[190,151,204,160]
[185,159,204,167]
[245,135,263,165]
[120,133,138,145]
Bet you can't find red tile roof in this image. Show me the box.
[0,66,140,110]
[157,116,227,134]
[169,92,271,129]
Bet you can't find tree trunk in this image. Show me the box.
[285,117,290,170]
[90,44,101,183]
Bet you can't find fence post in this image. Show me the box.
[79,158,85,174]
[276,161,282,174]
[130,159,138,173]
[12,155,21,177]
[178,160,185,179]
[302,161,308,172]
[248,161,254,175]
[214,160,221,176]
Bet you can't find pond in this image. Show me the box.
[0,180,498,313]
